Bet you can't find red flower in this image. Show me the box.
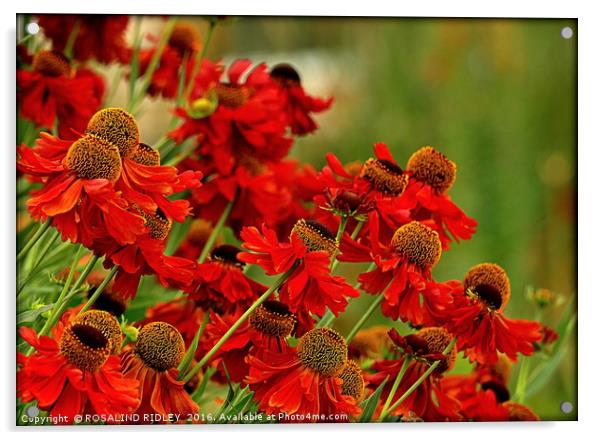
[366,328,462,422]
[120,322,199,420]
[502,402,540,421]
[17,133,147,247]
[269,63,333,135]
[199,299,303,384]
[18,50,105,140]
[239,221,359,317]
[199,310,254,384]
[82,108,202,298]
[96,232,198,299]
[17,321,139,424]
[339,216,451,326]
[136,22,201,99]
[397,146,477,249]
[441,358,513,421]
[170,59,292,175]
[82,108,203,224]
[319,144,412,242]
[266,159,324,239]
[188,163,295,236]
[138,298,205,346]
[20,106,203,299]
[186,244,267,314]
[118,151,202,224]
[441,264,542,364]
[442,377,509,421]
[245,328,361,419]
[538,324,559,347]
[37,14,130,64]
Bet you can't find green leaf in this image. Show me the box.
[17,303,54,324]
[359,376,388,423]
[191,366,215,403]
[177,313,208,379]
[225,391,254,418]
[525,313,576,399]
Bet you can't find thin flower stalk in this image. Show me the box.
[182,267,295,383]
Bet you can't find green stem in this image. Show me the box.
[317,219,365,328]
[162,140,197,166]
[198,197,235,263]
[149,51,191,156]
[330,217,348,271]
[23,247,87,355]
[63,20,81,60]
[35,255,99,341]
[130,17,177,113]
[17,230,60,294]
[184,20,216,102]
[345,290,383,343]
[17,219,51,262]
[178,312,211,378]
[378,356,411,422]
[182,268,294,383]
[154,53,189,154]
[514,356,531,404]
[191,366,216,402]
[317,253,374,329]
[350,220,365,240]
[50,244,83,304]
[385,337,457,418]
[78,266,119,314]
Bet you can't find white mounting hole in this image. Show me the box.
[26,22,40,35]
[561,27,574,39]
[560,401,574,414]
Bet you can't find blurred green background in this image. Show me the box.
[207,17,577,420]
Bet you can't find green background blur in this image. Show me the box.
[206,17,577,420]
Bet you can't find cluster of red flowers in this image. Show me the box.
[18,106,202,298]
[17,15,553,425]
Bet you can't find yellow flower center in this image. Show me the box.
[214,83,252,108]
[360,158,408,196]
[86,283,128,317]
[86,108,140,158]
[32,50,73,77]
[339,360,365,401]
[406,146,456,193]
[130,143,160,166]
[134,322,185,372]
[64,134,122,182]
[464,263,511,311]
[187,219,214,246]
[169,22,201,54]
[391,221,442,269]
[72,310,123,355]
[249,300,296,338]
[59,323,110,372]
[297,327,348,377]
[502,402,540,421]
[415,327,456,374]
[139,208,173,240]
[290,219,337,256]
[209,244,245,269]
[270,63,301,87]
